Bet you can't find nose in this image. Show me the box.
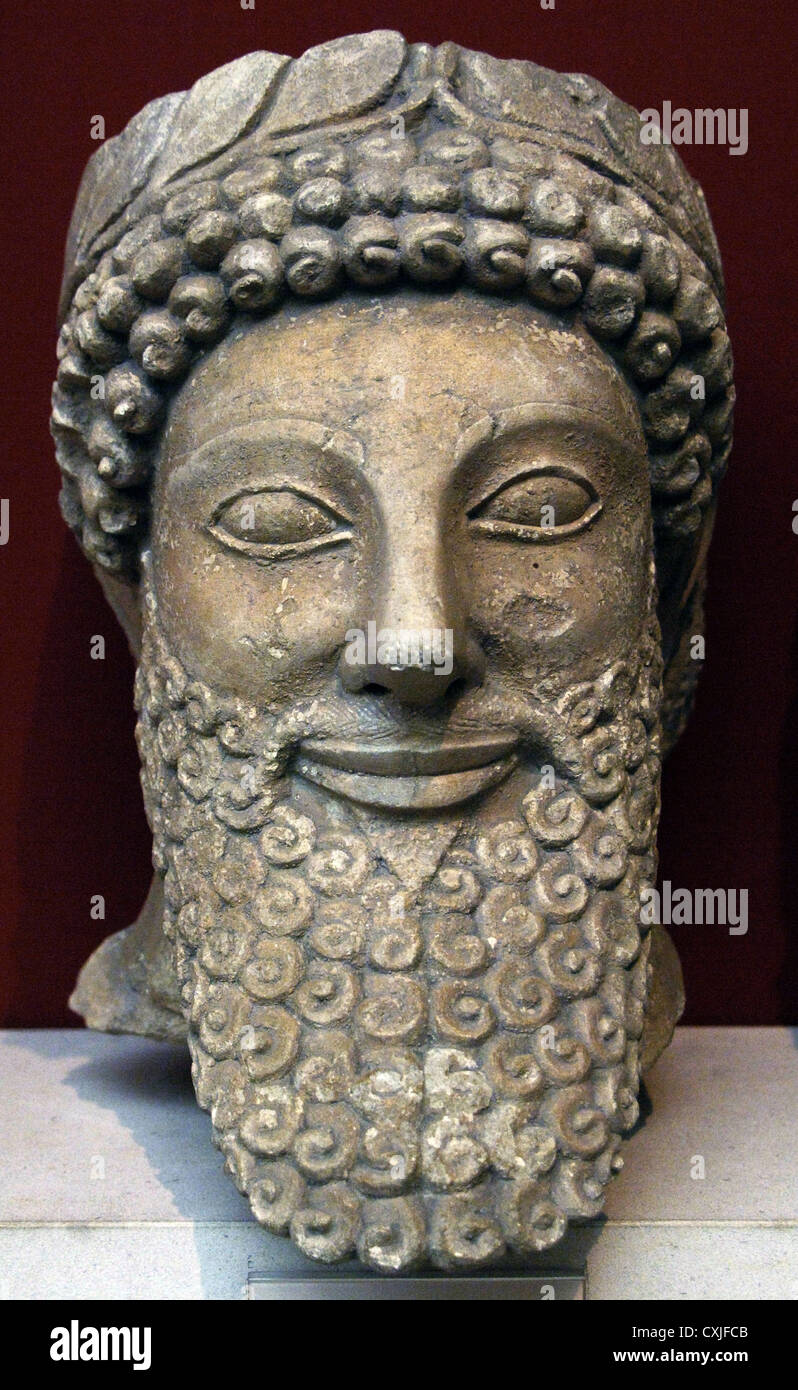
[338,516,484,708]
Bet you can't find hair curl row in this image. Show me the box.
[52,125,734,579]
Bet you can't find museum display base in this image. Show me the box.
[1,1027,795,1300]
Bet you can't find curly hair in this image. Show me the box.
[52,34,734,748]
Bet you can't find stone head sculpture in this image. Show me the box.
[54,33,733,1271]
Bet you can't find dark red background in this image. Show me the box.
[1,0,795,1027]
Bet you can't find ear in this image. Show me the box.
[657,500,717,754]
[92,562,142,660]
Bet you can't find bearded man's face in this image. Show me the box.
[135,289,663,1270]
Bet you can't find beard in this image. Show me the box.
[134,571,663,1272]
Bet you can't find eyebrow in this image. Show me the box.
[165,400,639,494]
[165,416,365,483]
[464,403,640,462]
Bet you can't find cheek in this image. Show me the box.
[467,520,651,680]
[151,510,359,703]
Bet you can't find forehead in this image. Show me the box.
[160,290,645,460]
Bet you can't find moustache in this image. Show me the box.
[251,685,586,782]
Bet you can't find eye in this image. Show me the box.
[468,468,601,541]
[208,488,352,559]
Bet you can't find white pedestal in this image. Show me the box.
[1,1027,796,1299]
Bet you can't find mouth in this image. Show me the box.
[293,733,520,811]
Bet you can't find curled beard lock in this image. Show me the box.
[133,571,664,1270]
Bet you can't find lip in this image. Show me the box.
[294,733,520,810]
